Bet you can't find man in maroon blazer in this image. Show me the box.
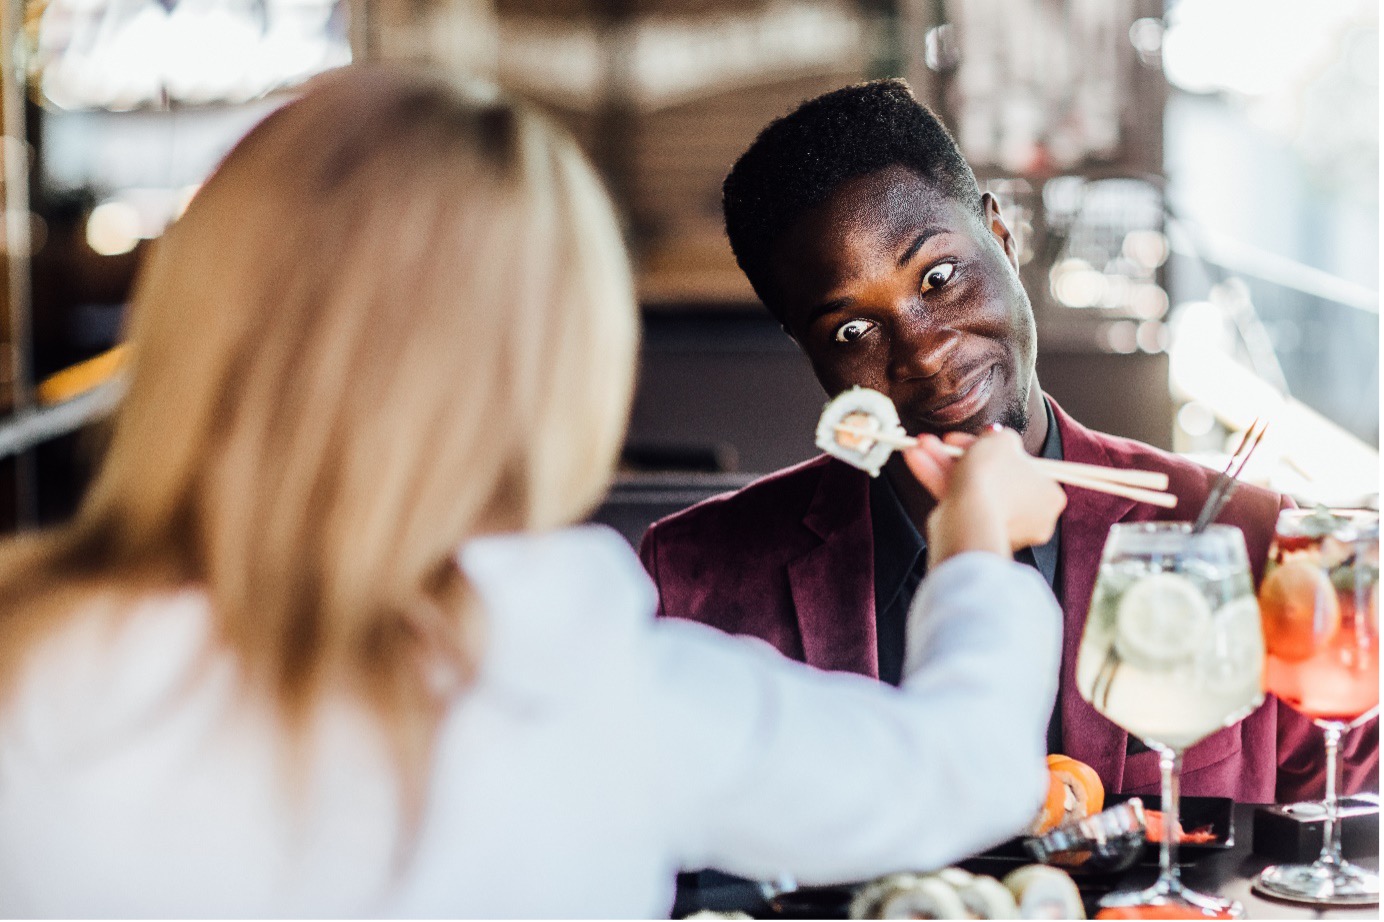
[639,80,1376,804]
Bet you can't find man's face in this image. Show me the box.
[769,165,1039,440]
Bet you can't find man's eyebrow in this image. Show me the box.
[897,228,944,268]
[807,297,851,325]
[803,226,945,325]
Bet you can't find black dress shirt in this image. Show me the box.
[871,399,1065,752]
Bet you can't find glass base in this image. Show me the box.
[1100,877,1242,918]
[1255,859,1380,907]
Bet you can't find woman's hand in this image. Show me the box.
[903,427,1066,564]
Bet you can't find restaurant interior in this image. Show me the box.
[0,0,1377,917]
[0,0,1375,537]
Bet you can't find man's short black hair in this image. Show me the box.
[723,78,982,318]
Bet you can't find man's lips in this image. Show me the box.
[918,365,997,428]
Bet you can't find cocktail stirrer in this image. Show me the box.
[1192,418,1269,534]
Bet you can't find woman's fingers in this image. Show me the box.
[931,427,1066,553]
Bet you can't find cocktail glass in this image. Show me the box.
[1076,523,1264,917]
[1255,508,1379,906]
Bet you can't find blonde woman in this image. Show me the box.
[0,68,1065,917]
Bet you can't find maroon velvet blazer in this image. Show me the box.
[639,399,1378,803]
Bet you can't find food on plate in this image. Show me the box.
[1002,865,1085,919]
[876,878,971,919]
[940,868,1020,919]
[1143,809,1217,844]
[852,865,1070,919]
[1032,754,1106,834]
[849,872,966,920]
[849,873,915,919]
[815,387,907,477]
[1025,798,1148,872]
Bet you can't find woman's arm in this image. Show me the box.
[651,427,1064,883]
[652,551,1060,885]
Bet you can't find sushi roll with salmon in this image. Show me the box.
[1032,754,1105,835]
[815,387,908,477]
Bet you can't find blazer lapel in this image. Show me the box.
[1053,402,1138,789]
[787,459,879,677]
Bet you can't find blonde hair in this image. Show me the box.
[0,67,637,791]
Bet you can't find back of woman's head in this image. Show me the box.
[47,67,638,716]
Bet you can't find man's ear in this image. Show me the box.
[981,192,1020,271]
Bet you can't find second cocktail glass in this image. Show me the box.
[1076,522,1264,917]
[1256,508,1379,906]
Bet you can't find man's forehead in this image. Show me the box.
[829,165,953,244]
[771,165,967,308]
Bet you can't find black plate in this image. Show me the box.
[1110,793,1235,852]
[676,799,1236,917]
[974,794,1234,873]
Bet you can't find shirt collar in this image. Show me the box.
[870,396,1064,608]
[1038,395,1063,461]
[869,469,926,621]
[1029,397,1064,586]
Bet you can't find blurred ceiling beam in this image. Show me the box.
[349,0,498,79]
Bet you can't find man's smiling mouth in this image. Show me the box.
[918,364,997,429]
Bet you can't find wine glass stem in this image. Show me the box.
[1159,747,1183,892]
[1318,723,1344,868]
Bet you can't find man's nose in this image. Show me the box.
[890,317,959,382]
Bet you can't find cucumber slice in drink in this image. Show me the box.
[1114,573,1213,668]
[1198,596,1265,695]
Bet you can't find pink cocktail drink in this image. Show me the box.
[1260,515,1379,722]
[1255,508,1379,906]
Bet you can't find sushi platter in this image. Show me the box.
[678,757,1242,920]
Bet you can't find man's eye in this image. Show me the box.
[921,262,955,293]
[833,320,874,343]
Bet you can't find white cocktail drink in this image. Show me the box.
[1075,522,1262,918]
[1077,560,1264,750]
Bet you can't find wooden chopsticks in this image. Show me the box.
[833,423,1178,509]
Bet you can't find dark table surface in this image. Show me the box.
[1098,802,1379,920]
[676,803,1379,919]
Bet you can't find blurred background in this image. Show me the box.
[0,0,1376,543]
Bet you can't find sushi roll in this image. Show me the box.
[849,873,921,919]
[850,873,969,920]
[1033,754,1106,834]
[852,867,1029,919]
[815,387,907,477]
[1003,865,1085,920]
[944,871,1020,920]
[874,877,968,919]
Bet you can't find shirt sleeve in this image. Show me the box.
[648,552,1061,885]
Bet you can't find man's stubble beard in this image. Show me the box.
[1000,391,1030,434]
